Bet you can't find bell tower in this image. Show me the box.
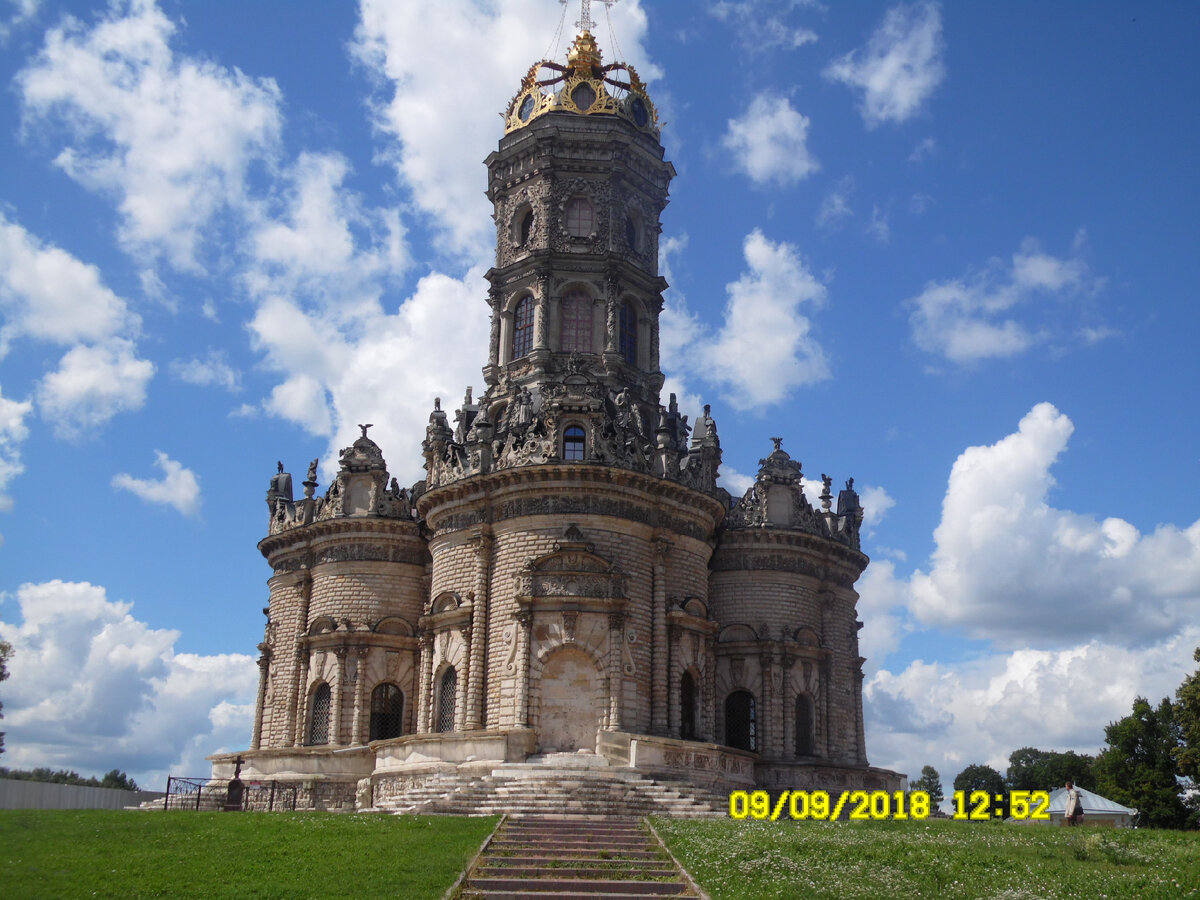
[481,27,674,412]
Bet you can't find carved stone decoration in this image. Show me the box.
[503,624,518,674]
[731,657,744,685]
[561,611,578,644]
[622,629,637,676]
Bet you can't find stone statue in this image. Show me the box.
[306,458,318,483]
[358,423,373,438]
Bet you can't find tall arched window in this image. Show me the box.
[562,425,586,461]
[370,683,404,742]
[680,671,697,741]
[795,694,814,756]
[724,690,756,752]
[519,209,534,246]
[437,667,457,733]
[560,290,592,353]
[308,683,331,745]
[512,296,534,360]
[619,301,638,365]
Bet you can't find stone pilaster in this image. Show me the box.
[703,634,716,743]
[516,611,533,727]
[455,624,471,731]
[292,641,310,747]
[667,624,680,737]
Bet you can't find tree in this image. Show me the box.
[100,769,140,792]
[1094,696,1190,829]
[1006,746,1096,792]
[0,640,10,756]
[953,763,1008,818]
[911,765,944,808]
[1174,648,1200,782]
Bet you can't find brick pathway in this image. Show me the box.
[458,816,699,899]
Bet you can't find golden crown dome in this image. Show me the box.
[504,30,659,136]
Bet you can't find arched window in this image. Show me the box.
[795,694,814,756]
[519,209,534,246]
[563,425,586,461]
[512,296,534,360]
[307,683,331,745]
[370,683,404,742]
[560,290,592,353]
[619,301,637,366]
[724,690,756,752]
[437,667,457,733]
[680,671,697,741]
[565,197,595,237]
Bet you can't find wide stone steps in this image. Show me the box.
[458,817,696,900]
[378,763,727,818]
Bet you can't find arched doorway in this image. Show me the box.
[725,690,757,752]
[537,648,602,752]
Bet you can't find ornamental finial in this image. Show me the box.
[565,0,617,33]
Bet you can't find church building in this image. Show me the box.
[211,20,902,813]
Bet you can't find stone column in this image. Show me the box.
[781,654,794,758]
[455,624,471,731]
[667,625,680,738]
[820,655,833,758]
[292,641,310,747]
[465,530,493,730]
[485,287,502,377]
[703,634,716,743]
[607,612,625,730]
[417,631,434,733]
[760,647,774,756]
[331,647,347,745]
[284,571,312,747]
[531,269,551,368]
[604,274,619,353]
[516,611,533,727]
[855,658,868,764]
[251,646,271,750]
[650,537,671,734]
[351,647,369,745]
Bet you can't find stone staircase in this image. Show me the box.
[378,753,727,818]
[458,816,697,899]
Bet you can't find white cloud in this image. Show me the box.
[909,403,1200,647]
[0,580,256,788]
[865,628,1200,788]
[717,466,755,497]
[37,339,155,438]
[816,180,854,229]
[722,93,819,186]
[662,229,830,410]
[0,0,38,42]
[709,1,819,52]
[169,351,240,393]
[860,484,895,529]
[0,386,33,513]
[867,204,890,243]
[18,0,283,271]
[112,450,201,516]
[0,212,138,354]
[824,2,945,128]
[908,136,936,162]
[908,238,1100,364]
[352,0,658,261]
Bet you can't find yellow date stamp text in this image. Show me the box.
[728,789,931,821]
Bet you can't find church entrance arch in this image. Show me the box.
[536,647,603,753]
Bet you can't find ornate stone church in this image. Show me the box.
[211,21,902,813]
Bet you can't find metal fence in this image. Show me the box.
[0,779,163,810]
[163,777,298,812]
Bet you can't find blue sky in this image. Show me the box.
[0,0,1197,794]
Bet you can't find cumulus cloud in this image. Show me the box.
[0,213,139,354]
[0,580,256,787]
[169,351,240,393]
[866,628,1200,789]
[816,179,854,229]
[664,229,829,409]
[37,339,155,438]
[17,0,283,271]
[112,450,201,516]
[908,402,1200,647]
[908,237,1100,364]
[0,387,33,513]
[722,93,819,186]
[824,2,945,128]
[352,0,658,261]
[710,1,819,52]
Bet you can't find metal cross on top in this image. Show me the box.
[564,0,617,32]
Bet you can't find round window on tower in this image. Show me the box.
[565,197,595,238]
[630,96,649,128]
[518,93,535,122]
[571,82,597,112]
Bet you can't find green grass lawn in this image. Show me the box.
[0,810,498,899]
[652,817,1200,900]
